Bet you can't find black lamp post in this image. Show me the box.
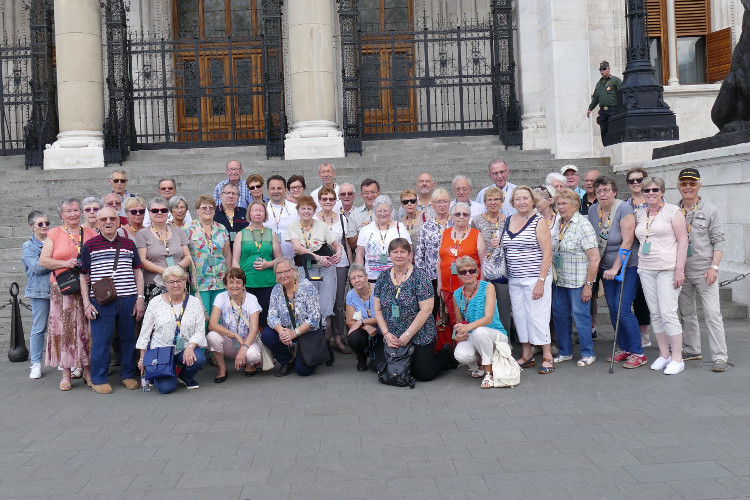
[607,0,679,145]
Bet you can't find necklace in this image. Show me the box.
[319,212,336,230]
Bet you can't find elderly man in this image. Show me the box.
[144,178,192,227]
[348,178,382,238]
[676,168,729,372]
[450,175,485,217]
[476,159,518,217]
[397,172,436,221]
[213,160,251,209]
[561,165,586,199]
[79,207,145,394]
[580,169,601,215]
[108,169,133,217]
[310,162,342,212]
[101,193,127,226]
[264,175,299,260]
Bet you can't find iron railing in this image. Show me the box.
[0,38,32,157]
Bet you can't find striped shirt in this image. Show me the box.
[504,213,546,279]
[80,234,142,297]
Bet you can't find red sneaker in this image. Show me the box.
[623,353,647,369]
[607,349,629,363]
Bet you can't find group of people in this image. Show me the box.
[20,157,729,394]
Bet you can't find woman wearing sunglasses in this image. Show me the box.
[81,197,101,231]
[634,177,689,375]
[119,197,147,241]
[22,211,52,380]
[400,189,423,248]
[135,197,191,304]
[625,166,652,348]
[246,174,269,204]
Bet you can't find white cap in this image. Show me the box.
[560,164,578,175]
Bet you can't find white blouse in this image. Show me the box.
[136,295,207,352]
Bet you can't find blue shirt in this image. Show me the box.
[454,280,506,334]
[22,235,51,299]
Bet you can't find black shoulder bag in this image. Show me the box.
[283,287,331,367]
[56,227,83,296]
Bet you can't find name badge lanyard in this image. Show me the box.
[270,204,287,235]
[450,230,468,278]
[597,206,613,253]
[642,202,663,255]
[554,219,571,267]
[681,203,698,256]
[379,223,391,263]
[224,208,235,231]
[392,268,408,319]
[170,294,189,349]
[251,227,264,255]
[359,284,373,318]
[64,226,84,266]
[155,227,175,266]
[230,297,249,340]
[282,281,299,329]
[200,224,218,262]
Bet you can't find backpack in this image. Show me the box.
[491,339,521,387]
[377,344,416,389]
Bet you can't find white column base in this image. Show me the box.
[605,140,680,173]
[284,120,345,160]
[43,130,105,170]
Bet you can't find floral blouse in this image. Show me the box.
[267,278,321,330]
[187,221,229,291]
[374,267,436,346]
[136,295,207,352]
[414,219,453,280]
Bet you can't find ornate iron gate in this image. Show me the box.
[103,0,132,165]
[0,37,32,157]
[339,0,521,154]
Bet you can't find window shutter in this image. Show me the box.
[675,0,710,36]
[707,27,733,82]
[646,0,665,38]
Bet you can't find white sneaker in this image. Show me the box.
[650,356,671,371]
[553,354,573,363]
[663,360,685,375]
[29,363,42,379]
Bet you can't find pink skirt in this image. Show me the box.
[45,283,91,368]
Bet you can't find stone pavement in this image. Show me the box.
[1,320,749,500]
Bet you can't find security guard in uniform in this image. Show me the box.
[586,60,622,146]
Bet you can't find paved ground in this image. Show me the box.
[1,319,749,499]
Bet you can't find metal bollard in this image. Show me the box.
[8,282,29,362]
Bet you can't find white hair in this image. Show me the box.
[452,175,473,189]
[546,172,565,184]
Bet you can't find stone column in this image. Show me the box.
[516,0,548,150]
[666,0,679,85]
[44,0,104,169]
[284,0,344,160]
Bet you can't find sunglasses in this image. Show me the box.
[536,185,549,193]
[679,180,698,187]
[453,213,470,218]
[320,197,336,203]
[111,178,127,183]
[98,216,119,222]
[627,177,644,184]
[339,192,354,197]
[84,207,100,213]
[34,221,51,227]
[248,184,263,190]
[642,188,661,193]
[129,209,146,215]
[457,268,478,275]
[150,208,169,214]
[199,205,215,211]
[401,199,417,205]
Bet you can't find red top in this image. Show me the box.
[438,227,481,292]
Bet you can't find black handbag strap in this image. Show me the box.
[282,287,297,329]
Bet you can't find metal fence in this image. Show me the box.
[0,39,32,156]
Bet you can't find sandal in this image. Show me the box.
[517,356,535,368]
[577,356,596,367]
[59,379,72,391]
[470,367,485,378]
[538,357,555,374]
[481,372,494,389]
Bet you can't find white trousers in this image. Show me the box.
[454,327,507,367]
[638,268,682,336]
[206,331,262,365]
[509,276,552,345]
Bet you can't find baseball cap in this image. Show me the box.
[678,167,701,181]
[599,61,610,71]
[560,165,578,175]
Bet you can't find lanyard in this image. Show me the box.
[230,295,248,337]
[461,285,476,319]
[393,267,409,299]
[597,206,612,231]
[452,229,467,259]
[282,282,299,328]
[250,227,264,253]
[319,213,335,230]
[645,202,663,240]
[556,218,572,253]
[200,223,216,254]
[269,204,287,230]
[300,224,313,248]
[483,213,501,232]
[357,285,373,318]
[404,215,417,232]
[65,227,83,255]
[224,209,235,229]
[169,294,188,337]
[153,227,170,253]
[681,203,698,235]
[378,222,391,252]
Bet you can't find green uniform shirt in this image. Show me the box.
[588,75,622,111]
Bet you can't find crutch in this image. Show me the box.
[609,249,631,374]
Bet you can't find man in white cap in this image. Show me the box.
[560,165,586,199]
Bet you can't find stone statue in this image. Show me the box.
[712,0,750,133]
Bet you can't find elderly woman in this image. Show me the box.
[374,238,452,381]
[119,197,147,240]
[550,188,600,367]
[23,211,52,380]
[233,201,282,327]
[39,197,97,390]
[168,195,190,232]
[400,188,423,247]
[260,258,324,377]
[534,185,558,230]
[546,172,566,192]
[215,182,249,248]
[415,188,452,315]
[345,263,381,371]
[288,195,343,344]
[137,266,207,392]
[452,256,508,388]
[207,268,262,381]
[81,197,101,230]
[356,195,411,281]
[286,174,306,205]
[136,197,191,303]
[625,166,652,347]
[635,177,689,375]
[437,202,486,327]
[503,186,554,374]
[316,187,353,354]
[588,175,646,368]
[188,195,231,314]
[246,174,268,203]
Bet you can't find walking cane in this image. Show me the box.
[609,249,631,374]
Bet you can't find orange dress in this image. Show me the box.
[438,227,481,294]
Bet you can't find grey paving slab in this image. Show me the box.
[625,460,734,482]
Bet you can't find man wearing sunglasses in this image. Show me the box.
[79,207,146,394]
[213,160,252,209]
[310,162,342,213]
[101,193,129,227]
[109,169,133,217]
[676,168,729,372]
[586,60,622,146]
[144,178,192,227]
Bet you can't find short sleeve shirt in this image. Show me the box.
[356,222,411,280]
[213,290,262,340]
[135,226,189,285]
[187,221,229,291]
[374,267,435,346]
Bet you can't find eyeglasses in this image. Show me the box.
[199,205,215,211]
[626,177,644,185]
[150,208,169,214]
[453,213,470,218]
[275,269,293,276]
[434,200,450,205]
[34,221,50,227]
[129,209,146,215]
[248,184,263,190]
[679,180,698,187]
[595,188,613,195]
[320,197,336,203]
[98,216,119,222]
[105,201,122,207]
[489,170,509,176]
[159,186,175,191]
[84,207,100,213]
[339,191,354,197]
[222,191,239,197]
[642,188,661,193]
[289,184,304,190]
[457,268,478,275]
[484,197,502,203]
[401,199,417,205]
[226,168,242,172]
[111,178,127,183]
[165,280,185,286]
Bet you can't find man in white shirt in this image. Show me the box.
[476,159,517,216]
[309,162,342,212]
[397,172,436,221]
[143,178,193,227]
[264,175,299,260]
[108,169,133,217]
[450,175,485,217]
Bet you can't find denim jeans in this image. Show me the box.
[153,348,206,394]
[601,267,642,355]
[90,295,138,385]
[29,298,50,364]
[260,326,316,376]
[552,284,594,358]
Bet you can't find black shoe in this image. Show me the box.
[356,356,368,372]
[441,343,459,369]
[275,362,293,377]
[325,346,335,367]
[214,372,228,383]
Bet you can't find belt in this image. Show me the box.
[602,106,609,111]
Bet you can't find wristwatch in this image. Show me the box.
[585,281,593,286]
[294,328,300,337]
[710,265,719,271]
[137,294,145,299]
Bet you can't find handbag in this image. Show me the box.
[91,239,121,305]
[55,227,83,296]
[377,344,415,388]
[434,297,453,353]
[483,218,509,283]
[283,287,331,366]
[491,338,521,388]
[233,297,275,371]
[143,294,189,382]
